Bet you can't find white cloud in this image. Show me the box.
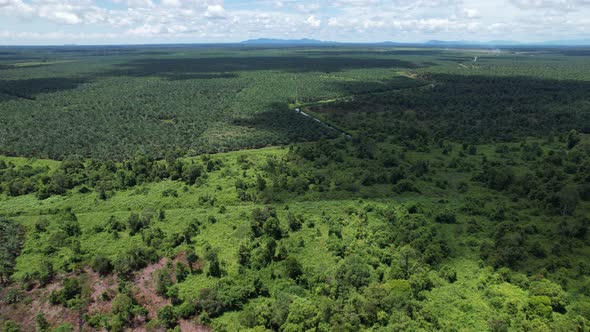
[510,0,590,11]
[205,4,226,19]
[296,3,321,13]
[306,15,321,27]
[1,0,590,44]
[0,0,33,15]
[127,0,154,8]
[161,0,182,7]
[462,8,481,18]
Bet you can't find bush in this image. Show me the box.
[52,323,74,332]
[394,180,420,193]
[36,312,50,332]
[2,320,21,332]
[157,305,178,328]
[114,246,157,276]
[175,262,189,283]
[49,278,82,307]
[336,255,372,290]
[526,296,552,319]
[154,267,173,297]
[195,288,225,317]
[435,211,457,224]
[175,301,197,319]
[285,256,303,282]
[91,255,113,276]
[112,293,134,323]
[287,213,303,232]
[2,288,23,304]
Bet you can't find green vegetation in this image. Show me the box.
[1,45,590,331]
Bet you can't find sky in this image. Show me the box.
[1,0,590,45]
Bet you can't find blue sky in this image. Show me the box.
[1,0,589,45]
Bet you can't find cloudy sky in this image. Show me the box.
[0,0,589,45]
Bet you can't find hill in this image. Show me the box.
[240,38,338,45]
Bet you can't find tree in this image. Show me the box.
[36,260,55,286]
[435,211,457,224]
[567,130,580,149]
[112,293,134,323]
[91,255,113,276]
[283,297,321,332]
[205,250,223,277]
[336,255,372,290]
[256,174,267,191]
[287,213,303,232]
[154,267,173,297]
[263,217,282,240]
[526,296,553,319]
[361,280,412,324]
[127,213,142,235]
[208,257,222,278]
[175,262,189,283]
[285,256,303,282]
[399,246,418,279]
[0,217,23,285]
[182,164,203,185]
[238,243,251,267]
[556,186,579,216]
[186,248,198,272]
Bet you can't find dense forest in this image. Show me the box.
[1,46,590,331]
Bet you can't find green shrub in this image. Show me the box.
[91,255,113,276]
[157,305,178,329]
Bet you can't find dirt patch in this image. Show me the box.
[129,255,211,332]
[132,257,171,319]
[87,268,119,315]
[1,254,211,332]
[0,275,84,331]
[180,319,211,332]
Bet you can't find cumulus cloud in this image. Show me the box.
[205,4,226,19]
[126,0,154,8]
[1,0,590,44]
[161,0,183,7]
[510,0,590,11]
[462,8,481,18]
[0,0,33,15]
[306,15,321,27]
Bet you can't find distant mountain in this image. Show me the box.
[426,39,590,47]
[533,39,590,46]
[240,38,339,45]
[426,40,521,46]
[486,40,521,45]
[240,38,590,47]
[426,40,479,46]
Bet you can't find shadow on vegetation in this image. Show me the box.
[232,102,337,142]
[435,56,475,62]
[0,77,87,100]
[103,56,423,80]
[165,73,239,81]
[297,49,447,56]
[332,75,427,95]
[317,73,590,142]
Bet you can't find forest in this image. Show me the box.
[1,45,590,332]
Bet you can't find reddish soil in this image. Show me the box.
[87,268,119,315]
[132,257,171,319]
[1,255,210,332]
[0,274,84,331]
[180,319,211,332]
